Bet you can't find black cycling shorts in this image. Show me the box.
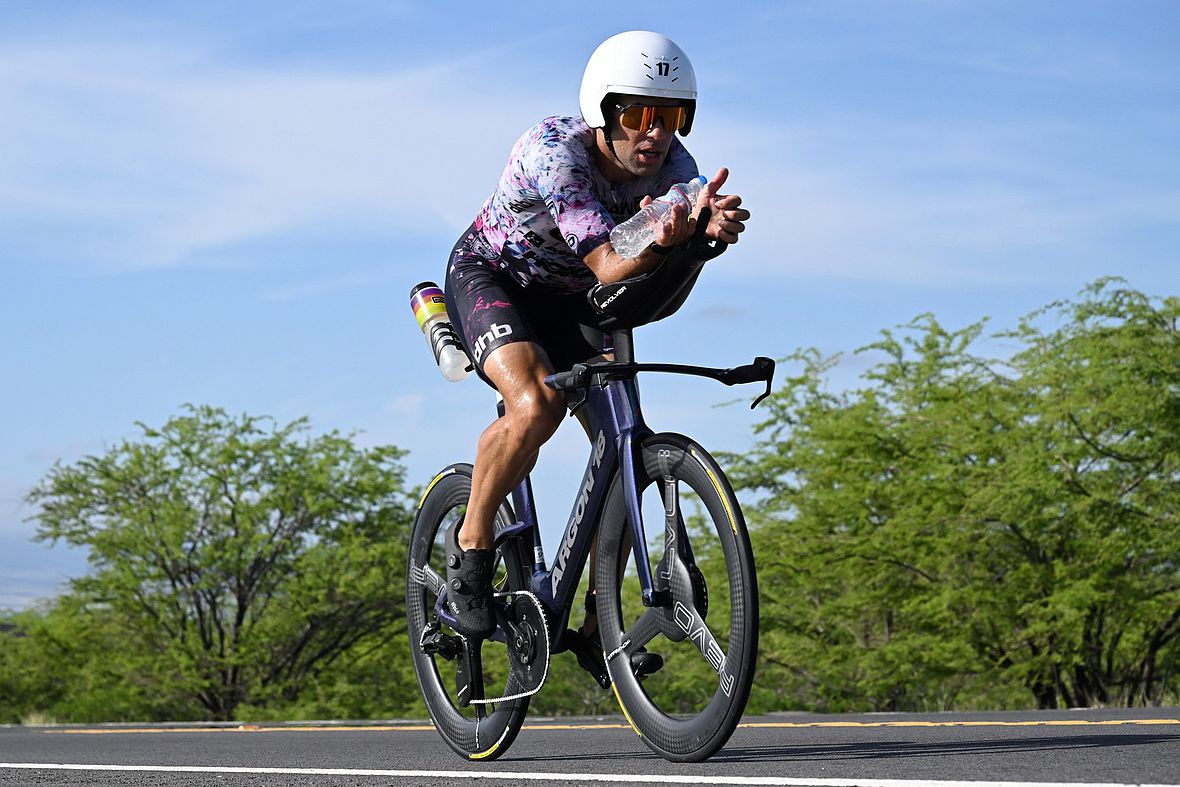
[444,226,609,386]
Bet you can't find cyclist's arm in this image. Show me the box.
[587,165,754,283]
[583,195,695,284]
[583,239,674,284]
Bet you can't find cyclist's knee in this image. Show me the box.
[504,386,564,446]
[483,341,565,446]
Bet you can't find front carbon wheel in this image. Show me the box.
[596,434,758,762]
[406,464,530,761]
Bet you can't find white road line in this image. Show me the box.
[37,719,1180,735]
[0,764,1174,787]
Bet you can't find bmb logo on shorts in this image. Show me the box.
[472,322,513,362]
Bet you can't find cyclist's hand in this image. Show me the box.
[639,194,694,249]
[701,167,750,245]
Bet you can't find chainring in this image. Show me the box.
[468,590,550,704]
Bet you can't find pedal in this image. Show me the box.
[631,650,664,679]
[566,628,611,690]
[468,590,550,704]
[419,621,461,661]
[605,640,667,682]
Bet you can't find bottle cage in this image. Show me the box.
[588,207,727,330]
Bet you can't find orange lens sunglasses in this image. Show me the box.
[615,104,688,132]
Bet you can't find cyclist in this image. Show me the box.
[442,31,750,658]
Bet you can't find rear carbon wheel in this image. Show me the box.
[595,434,758,762]
[406,464,531,761]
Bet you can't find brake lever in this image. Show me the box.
[715,357,775,408]
[747,357,775,409]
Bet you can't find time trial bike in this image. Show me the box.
[405,228,774,763]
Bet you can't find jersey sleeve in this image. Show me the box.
[524,124,615,258]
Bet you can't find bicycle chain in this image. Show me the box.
[466,589,550,705]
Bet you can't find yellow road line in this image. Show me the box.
[42,718,1180,735]
[45,725,437,734]
[740,719,1180,728]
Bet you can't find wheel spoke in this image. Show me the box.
[594,438,757,760]
[672,596,737,695]
[616,607,662,657]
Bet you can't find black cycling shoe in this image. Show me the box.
[566,628,664,688]
[444,520,496,640]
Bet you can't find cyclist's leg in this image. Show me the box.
[445,249,610,638]
[464,341,566,551]
[439,340,563,636]
[442,245,566,635]
[447,257,609,553]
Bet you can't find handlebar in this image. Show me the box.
[545,356,775,409]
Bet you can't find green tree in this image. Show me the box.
[732,280,1180,711]
[0,607,60,724]
[966,281,1180,706]
[26,406,414,720]
[1,596,179,723]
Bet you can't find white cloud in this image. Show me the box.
[0,476,36,537]
[5,23,1174,292]
[0,569,73,611]
[687,117,1180,287]
[0,477,83,609]
[0,40,547,271]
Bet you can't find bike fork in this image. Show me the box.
[611,382,669,609]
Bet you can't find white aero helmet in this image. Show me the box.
[579,30,697,135]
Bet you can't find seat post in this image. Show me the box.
[611,328,634,364]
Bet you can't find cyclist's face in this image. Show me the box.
[608,94,686,178]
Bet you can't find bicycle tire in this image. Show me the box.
[406,464,531,761]
[595,433,758,762]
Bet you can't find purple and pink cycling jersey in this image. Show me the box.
[461,115,699,294]
[444,115,698,380]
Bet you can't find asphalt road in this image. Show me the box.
[2,708,1179,786]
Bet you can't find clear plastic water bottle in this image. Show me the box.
[410,282,471,382]
[609,175,708,258]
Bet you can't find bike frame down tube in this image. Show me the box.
[500,373,660,635]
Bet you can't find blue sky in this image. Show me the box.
[2,1,1177,609]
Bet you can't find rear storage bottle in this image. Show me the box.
[409,282,471,382]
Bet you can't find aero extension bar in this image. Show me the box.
[545,356,775,409]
